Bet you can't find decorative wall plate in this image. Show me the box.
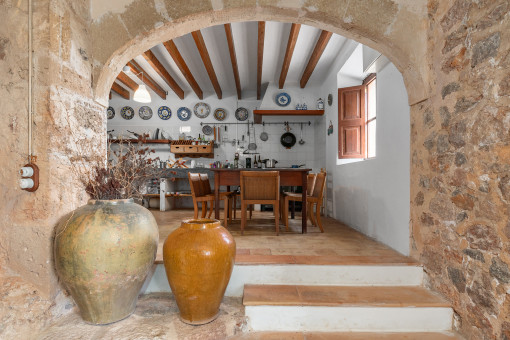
[275,92,291,107]
[202,125,213,135]
[107,106,115,119]
[139,106,153,120]
[193,102,210,118]
[120,106,135,120]
[214,108,227,121]
[158,106,172,120]
[234,107,248,121]
[177,107,191,121]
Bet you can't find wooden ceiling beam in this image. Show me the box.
[300,30,333,88]
[191,30,222,99]
[111,81,130,100]
[279,23,301,89]
[257,21,265,100]
[224,23,242,100]
[126,60,167,100]
[163,40,203,99]
[142,50,185,99]
[116,71,139,92]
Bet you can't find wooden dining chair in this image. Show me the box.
[240,171,280,235]
[188,173,231,227]
[281,173,316,229]
[199,173,233,222]
[283,171,326,232]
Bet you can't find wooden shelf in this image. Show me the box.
[171,142,214,159]
[253,109,324,123]
[109,139,171,144]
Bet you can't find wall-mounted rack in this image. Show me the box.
[261,121,312,126]
[200,121,254,126]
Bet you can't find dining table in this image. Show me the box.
[211,168,311,233]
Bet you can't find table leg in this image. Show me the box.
[214,176,220,220]
[226,186,231,218]
[291,201,295,219]
[301,171,307,234]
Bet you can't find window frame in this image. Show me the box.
[337,73,376,160]
[363,73,376,158]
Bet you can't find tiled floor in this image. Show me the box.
[153,209,413,265]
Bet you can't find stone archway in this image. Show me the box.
[90,0,429,107]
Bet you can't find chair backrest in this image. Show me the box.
[199,173,212,195]
[311,172,326,200]
[240,171,279,201]
[307,173,316,194]
[188,173,204,198]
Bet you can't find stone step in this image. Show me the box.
[144,257,424,297]
[228,331,462,339]
[243,285,453,332]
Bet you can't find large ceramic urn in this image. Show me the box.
[163,219,236,325]
[54,199,158,324]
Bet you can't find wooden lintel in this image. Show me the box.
[163,40,203,99]
[224,23,241,100]
[300,30,333,88]
[111,82,130,100]
[257,21,265,100]
[126,61,167,100]
[143,50,185,99]
[191,30,222,99]
[116,71,139,92]
[279,23,301,89]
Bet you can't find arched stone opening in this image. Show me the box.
[90,2,428,107]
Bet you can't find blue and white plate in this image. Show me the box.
[177,107,191,121]
[275,92,291,107]
[138,106,153,120]
[107,106,115,119]
[120,106,134,120]
[158,106,172,120]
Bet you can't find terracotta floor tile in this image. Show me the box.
[236,248,251,255]
[250,248,272,255]
[243,284,300,306]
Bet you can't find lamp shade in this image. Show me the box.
[133,85,151,103]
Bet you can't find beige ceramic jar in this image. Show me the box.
[163,219,236,325]
[54,199,158,324]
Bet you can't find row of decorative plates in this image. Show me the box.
[107,102,249,122]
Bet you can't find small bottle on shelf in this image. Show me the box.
[253,156,258,168]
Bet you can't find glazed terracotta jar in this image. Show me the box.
[54,199,159,324]
[163,219,236,325]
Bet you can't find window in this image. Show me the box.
[337,74,376,159]
[365,74,376,158]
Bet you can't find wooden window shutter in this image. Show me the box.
[338,85,366,159]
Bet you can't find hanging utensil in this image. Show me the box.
[299,123,305,145]
[260,122,268,141]
[248,122,257,151]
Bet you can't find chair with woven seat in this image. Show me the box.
[281,173,316,229]
[283,171,326,232]
[188,173,231,227]
[240,171,280,235]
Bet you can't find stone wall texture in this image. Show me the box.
[0,0,105,298]
[410,1,510,339]
[0,0,509,339]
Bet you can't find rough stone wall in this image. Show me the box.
[0,0,105,298]
[410,1,510,339]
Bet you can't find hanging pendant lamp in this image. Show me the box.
[134,84,151,103]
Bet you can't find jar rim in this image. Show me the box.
[88,198,134,205]
[181,218,221,230]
